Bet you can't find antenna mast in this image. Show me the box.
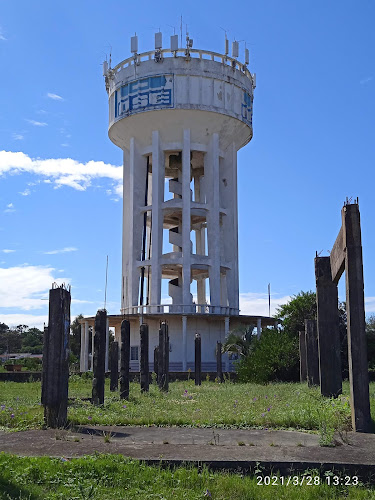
[104,255,109,311]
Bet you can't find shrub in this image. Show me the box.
[236,328,299,383]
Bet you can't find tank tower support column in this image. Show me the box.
[182,129,192,311]
[206,133,221,313]
[150,131,164,312]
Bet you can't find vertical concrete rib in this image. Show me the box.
[182,129,192,311]
[206,133,221,312]
[122,140,147,312]
[84,321,89,372]
[80,323,85,372]
[91,326,94,371]
[151,130,164,310]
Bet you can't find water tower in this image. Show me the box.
[79,32,272,374]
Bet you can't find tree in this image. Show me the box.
[276,291,316,336]
[237,328,299,383]
[222,326,254,358]
[20,327,44,354]
[0,330,22,353]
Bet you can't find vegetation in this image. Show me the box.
[1,453,375,499]
[1,378,374,436]
[236,329,299,384]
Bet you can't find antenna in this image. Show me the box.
[180,15,183,47]
[245,47,249,66]
[232,40,239,58]
[104,255,108,311]
[268,283,271,317]
[171,34,178,55]
[155,31,162,50]
[131,33,138,54]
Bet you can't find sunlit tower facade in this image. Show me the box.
[82,32,268,373]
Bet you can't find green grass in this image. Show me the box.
[0,453,374,499]
[1,378,375,433]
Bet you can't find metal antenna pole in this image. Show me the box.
[268,283,271,317]
[104,255,108,310]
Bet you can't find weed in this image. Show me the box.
[237,441,245,446]
[102,431,113,443]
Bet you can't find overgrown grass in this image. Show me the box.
[1,378,375,434]
[1,453,374,499]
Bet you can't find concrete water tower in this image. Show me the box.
[78,32,273,374]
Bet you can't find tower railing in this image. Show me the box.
[111,48,252,80]
[121,304,240,316]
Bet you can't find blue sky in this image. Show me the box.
[0,1,374,329]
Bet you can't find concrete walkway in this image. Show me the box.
[1,426,375,479]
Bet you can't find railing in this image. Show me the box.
[111,48,252,80]
[121,304,240,316]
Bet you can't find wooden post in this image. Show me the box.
[154,346,159,382]
[92,309,106,405]
[315,256,342,398]
[216,342,224,383]
[305,319,320,387]
[140,323,149,392]
[110,341,119,392]
[195,333,201,386]
[158,322,169,391]
[299,331,307,382]
[120,319,130,400]
[42,285,70,428]
[343,204,372,432]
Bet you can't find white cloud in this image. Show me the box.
[4,203,15,213]
[26,119,48,127]
[365,297,375,314]
[0,28,6,41]
[239,292,291,317]
[44,247,78,255]
[0,150,122,195]
[0,314,47,330]
[360,76,373,85]
[12,133,24,141]
[0,265,69,310]
[61,143,69,147]
[19,188,30,196]
[2,249,15,254]
[47,92,64,101]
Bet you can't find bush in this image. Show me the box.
[236,328,299,384]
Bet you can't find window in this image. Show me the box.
[130,346,139,361]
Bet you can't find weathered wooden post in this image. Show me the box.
[154,346,159,382]
[92,309,106,405]
[315,256,342,398]
[298,331,307,382]
[216,342,224,383]
[140,324,149,392]
[195,333,201,386]
[305,319,320,386]
[110,341,119,392]
[41,284,71,428]
[158,322,169,391]
[343,203,371,432]
[120,319,130,400]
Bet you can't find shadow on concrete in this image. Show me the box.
[69,425,130,438]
